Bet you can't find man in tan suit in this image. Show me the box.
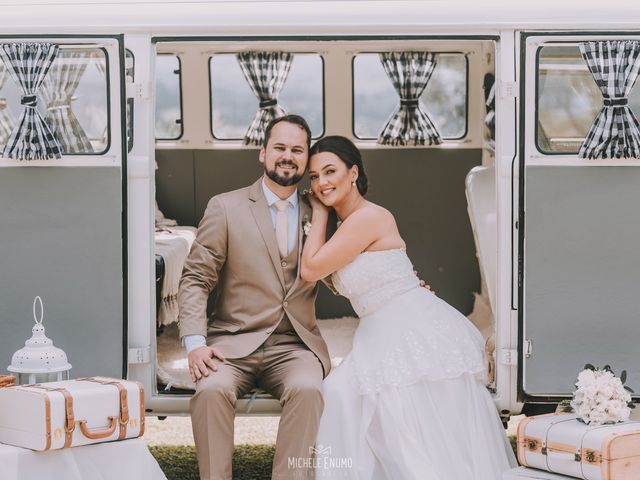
[178,114,330,480]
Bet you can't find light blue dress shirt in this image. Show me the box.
[183,179,300,354]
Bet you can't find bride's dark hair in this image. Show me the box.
[309,136,369,196]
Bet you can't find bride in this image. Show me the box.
[300,136,516,479]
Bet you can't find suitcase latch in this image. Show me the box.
[584,450,601,464]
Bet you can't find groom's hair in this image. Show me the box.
[263,114,312,149]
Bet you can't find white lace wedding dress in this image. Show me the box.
[315,248,516,479]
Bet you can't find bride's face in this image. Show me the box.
[309,151,357,207]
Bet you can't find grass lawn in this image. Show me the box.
[150,437,518,479]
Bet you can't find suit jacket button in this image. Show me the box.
[281,260,287,267]
[282,301,288,307]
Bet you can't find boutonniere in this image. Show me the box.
[302,214,311,237]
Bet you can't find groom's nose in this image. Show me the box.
[281,148,293,160]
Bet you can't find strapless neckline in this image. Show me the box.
[360,247,406,255]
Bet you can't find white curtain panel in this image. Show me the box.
[41,50,94,154]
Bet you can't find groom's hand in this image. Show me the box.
[188,346,226,382]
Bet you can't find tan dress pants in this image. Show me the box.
[190,334,324,480]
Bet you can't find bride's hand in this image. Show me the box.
[304,189,330,214]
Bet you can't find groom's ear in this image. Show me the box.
[259,147,266,164]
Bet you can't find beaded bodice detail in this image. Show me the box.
[331,248,420,317]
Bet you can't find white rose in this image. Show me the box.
[577,369,596,387]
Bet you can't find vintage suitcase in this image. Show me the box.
[517,413,640,480]
[0,377,144,451]
[0,375,16,388]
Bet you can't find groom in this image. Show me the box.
[178,114,330,480]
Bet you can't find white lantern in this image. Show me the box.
[7,296,72,385]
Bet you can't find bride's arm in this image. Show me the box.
[301,206,381,282]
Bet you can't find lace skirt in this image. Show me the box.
[349,287,487,395]
[315,288,516,479]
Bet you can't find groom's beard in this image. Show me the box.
[265,161,304,187]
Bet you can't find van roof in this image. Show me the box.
[0,1,638,33]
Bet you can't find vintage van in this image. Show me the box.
[0,0,639,424]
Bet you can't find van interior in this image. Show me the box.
[150,38,498,404]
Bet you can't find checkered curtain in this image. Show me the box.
[483,73,496,141]
[378,52,442,146]
[236,51,292,146]
[0,43,63,160]
[0,64,16,146]
[578,41,640,159]
[41,50,93,153]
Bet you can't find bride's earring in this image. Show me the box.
[351,181,356,188]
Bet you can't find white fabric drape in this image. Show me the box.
[41,50,93,153]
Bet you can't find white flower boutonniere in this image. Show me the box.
[302,214,311,237]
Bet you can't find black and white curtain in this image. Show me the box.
[483,73,496,141]
[0,64,15,146]
[578,41,640,159]
[377,51,442,146]
[0,43,63,160]
[41,50,93,153]
[236,51,292,146]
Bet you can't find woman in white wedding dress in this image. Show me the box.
[300,136,516,480]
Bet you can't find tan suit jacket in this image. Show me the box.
[178,178,331,377]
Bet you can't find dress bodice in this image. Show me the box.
[331,248,420,317]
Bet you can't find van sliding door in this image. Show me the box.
[0,36,127,379]
[518,32,640,401]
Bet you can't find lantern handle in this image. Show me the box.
[33,296,44,325]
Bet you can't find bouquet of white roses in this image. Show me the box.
[570,364,635,425]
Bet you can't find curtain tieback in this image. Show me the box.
[20,94,38,107]
[603,96,628,107]
[259,99,278,109]
[400,98,420,107]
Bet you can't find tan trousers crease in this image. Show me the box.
[190,334,324,480]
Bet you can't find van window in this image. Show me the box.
[209,53,324,141]
[155,54,183,140]
[537,45,640,154]
[353,53,467,141]
[0,46,109,155]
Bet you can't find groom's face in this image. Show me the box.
[259,122,308,187]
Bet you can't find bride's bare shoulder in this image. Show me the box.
[340,202,397,232]
[358,202,397,224]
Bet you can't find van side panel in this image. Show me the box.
[524,166,640,395]
[0,167,123,378]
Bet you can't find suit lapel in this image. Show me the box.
[286,197,311,297]
[248,179,286,289]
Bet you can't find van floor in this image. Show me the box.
[156,318,359,392]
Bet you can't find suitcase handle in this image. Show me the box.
[78,416,118,440]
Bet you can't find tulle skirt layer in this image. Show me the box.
[316,288,517,479]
